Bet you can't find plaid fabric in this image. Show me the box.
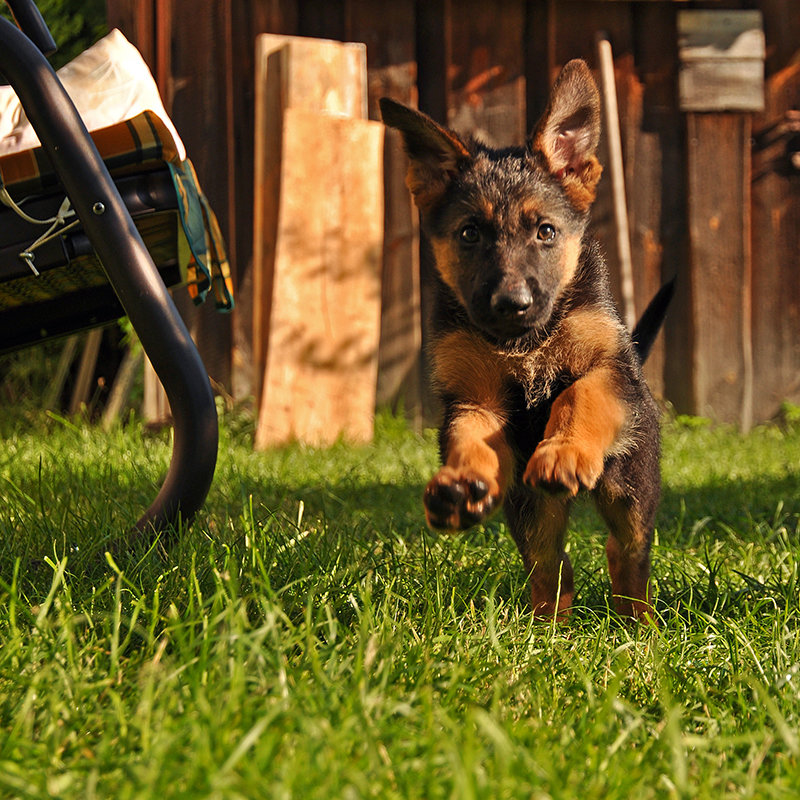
[0,112,180,192]
[0,110,233,310]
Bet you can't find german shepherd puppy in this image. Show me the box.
[380,60,671,619]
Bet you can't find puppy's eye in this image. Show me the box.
[537,223,557,242]
[459,224,480,245]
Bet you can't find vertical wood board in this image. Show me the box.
[447,0,526,147]
[162,4,233,387]
[252,34,368,409]
[678,10,765,112]
[225,3,300,400]
[255,34,367,119]
[105,0,156,66]
[685,112,752,424]
[750,61,800,419]
[255,109,384,447]
[347,0,422,421]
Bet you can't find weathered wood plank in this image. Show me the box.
[228,1,298,400]
[109,2,235,389]
[678,10,765,112]
[251,34,368,411]
[105,0,155,66]
[750,61,800,420]
[69,329,103,416]
[162,3,234,389]
[685,112,752,425]
[447,0,526,147]
[631,2,685,401]
[255,109,384,447]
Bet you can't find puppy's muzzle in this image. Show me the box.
[490,280,534,319]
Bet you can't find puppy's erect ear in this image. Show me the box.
[380,98,470,212]
[530,59,602,212]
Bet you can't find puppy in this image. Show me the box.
[380,60,671,619]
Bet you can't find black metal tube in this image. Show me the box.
[0,17,218,534]
[4,0,56,55]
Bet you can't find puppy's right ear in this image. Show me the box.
[380,98,470,212]
[529,60,602,212]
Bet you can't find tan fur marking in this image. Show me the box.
[406,164,448,213]
[557,234,583,292]
[425,330,516,529]
[430,298,626,402]
[512,494,574,617]
[424,409,513,531]
[544,367,626,444]
[477,196,494,220]
[530,58,602,212]
[558,308,626,367]
[430,240,466,304]
[561,157,603,211]
[520,198,543,221]
[432,329,514,408]
[502,308,626,406]
[444,408,514,496]
[401,117,470,213]
[597,495,654,620]
[524,366,627,495]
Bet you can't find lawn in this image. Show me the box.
[0,406,798,799]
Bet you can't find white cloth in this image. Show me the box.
[0,28,185,160]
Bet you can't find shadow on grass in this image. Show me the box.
[225,465,800,615]
[2,433,798,620]
[230,466,800,548]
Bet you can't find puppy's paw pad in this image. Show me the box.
[424,468,498,530]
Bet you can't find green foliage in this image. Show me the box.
[0,410,799,798]
[777,401,800,428]
[673,413,713,430]
[2,0,106,68]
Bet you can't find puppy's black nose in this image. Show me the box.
[491,283,533,318]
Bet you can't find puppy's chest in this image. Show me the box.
[432,326,576,411]
[494,354,572,462]
[503,346,572,408]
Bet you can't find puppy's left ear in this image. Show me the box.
[530,59,602,212]
[380,97,471,213]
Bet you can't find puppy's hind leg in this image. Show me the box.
[505,488,574,618]
[594,467,659,620]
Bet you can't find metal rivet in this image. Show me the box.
[92,202,106,215]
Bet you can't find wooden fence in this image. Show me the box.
[106,0,800,430]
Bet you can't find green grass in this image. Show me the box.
[0,407,798,799]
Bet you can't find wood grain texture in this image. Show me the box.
[685,112,752,425]
[251,34,368,412]
[750,61,800,420]
[255,109,383,447]
[348,0,423,423]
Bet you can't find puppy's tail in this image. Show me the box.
[631,277,675,363]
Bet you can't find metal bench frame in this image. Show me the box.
[0,3,218,534]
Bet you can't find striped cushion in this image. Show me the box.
[0,111,180,191]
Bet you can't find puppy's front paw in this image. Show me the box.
[424,467,500,530]
[523,437,603,496]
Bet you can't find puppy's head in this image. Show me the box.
[380,60,602,344]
